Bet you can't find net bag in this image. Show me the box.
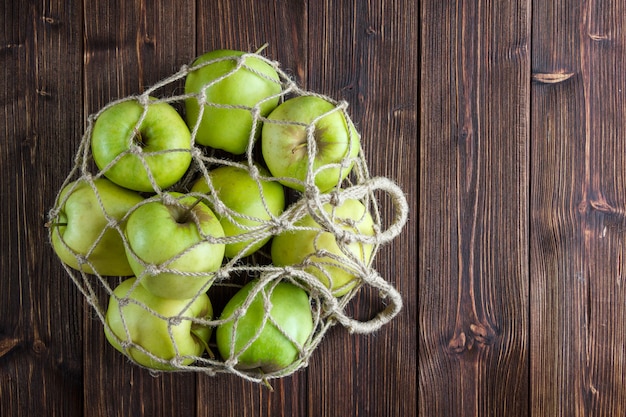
[47,49,409,384]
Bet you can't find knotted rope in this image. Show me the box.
[47,50,409,384]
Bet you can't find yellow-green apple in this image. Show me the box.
[271,198,375,297]
[91,98,192,192]
[216,278,313,373]
[104,277,213,370]
[261,95,360,193]
[190,164,285,259]
[124,192,225,300]
[184,49,282,154]
[50,178,143,276]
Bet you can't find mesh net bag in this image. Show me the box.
[46,49,409,384]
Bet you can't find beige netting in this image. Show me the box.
[47,50,409,385]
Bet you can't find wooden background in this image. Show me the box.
[421,0,626,416]
[0,0,416,416]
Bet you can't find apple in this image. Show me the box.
[271,198,375,297]
[215,278,313,373]
[104,277,213,370]
[124,192,226,300]
[261,95,360,193]
[91,98,192,192]
[190,164,285,259]
[184,49,282,155]
[49,178,144,276]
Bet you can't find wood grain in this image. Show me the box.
[419,0,530,414]
[1,1,84,416]
[530,0,626,415]
[1,0,416,416]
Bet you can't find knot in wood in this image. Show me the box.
[32,339,47,354]
[447,323,497,355]
[531,71,574,84]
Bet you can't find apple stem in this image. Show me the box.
[191,328,215,359]
[133,128,145,147]
[261,377,274,392]
[178,197,204,223]
[292,142,308,154]
[255,43,269,55]
[45,222,67,228]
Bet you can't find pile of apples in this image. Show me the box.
[47,48,406,381]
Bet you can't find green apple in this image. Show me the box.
[271,198,375,297]
[184,49,282,154]
[261,95,360,193]
[190,164,285,259]
[104,277,213,370]
[216,278,313,373]
[91,98,192,192]
[124,192,225,300]
[49,178,144,276]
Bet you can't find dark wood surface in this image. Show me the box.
[0,1,417,416]
[420,0,626,416]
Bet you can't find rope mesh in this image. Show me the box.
[47,50,409,384]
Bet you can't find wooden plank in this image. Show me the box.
[193,2,310,416]
[81,1,198,416]
[530,1,626,415]
[306,0,417,416]
[1,1,417,415]
[419,0,530,415]
[196,0,307,74]
[0,1,84,416]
